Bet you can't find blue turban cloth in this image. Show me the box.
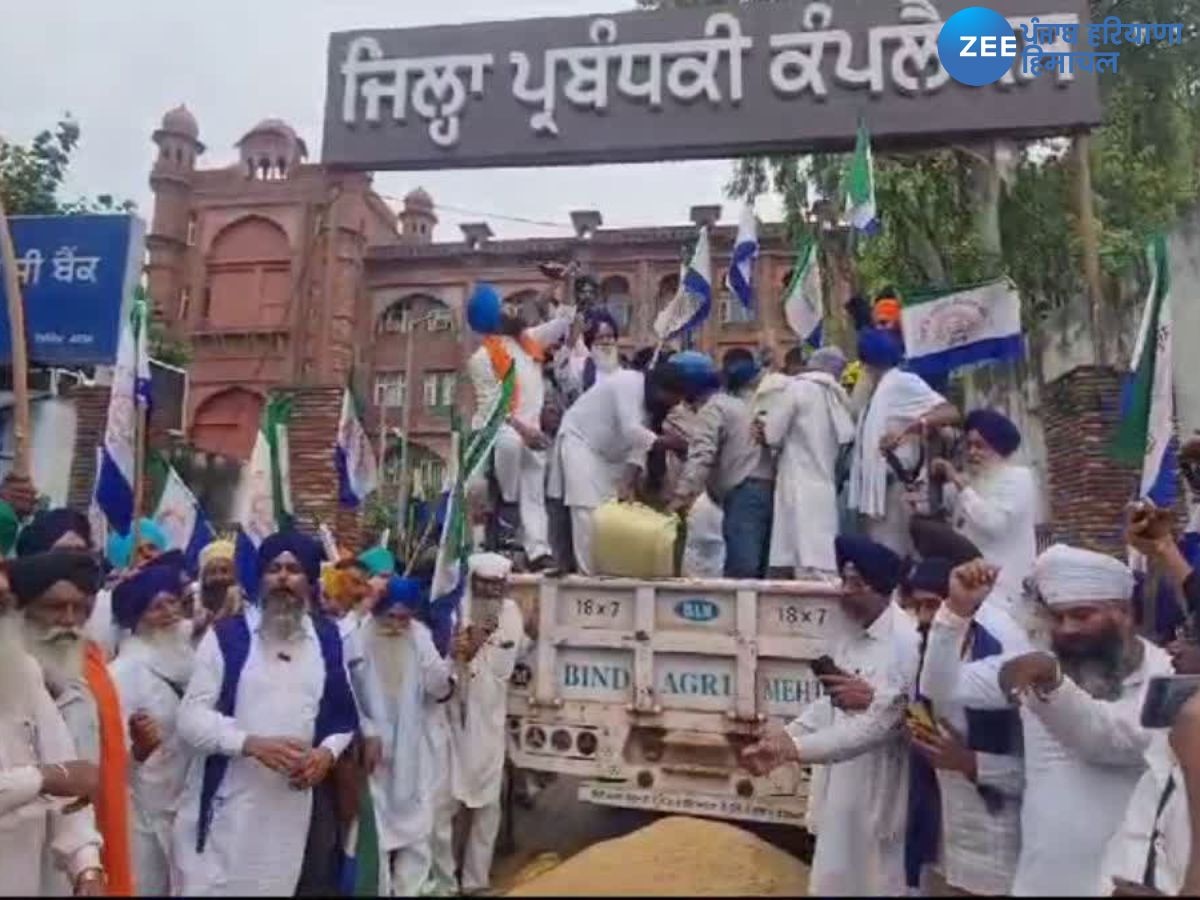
[670,350,721,399]
[376,575,426,617]
[258,529,324,590]
[858,327,905,369]
[112,555,187,630]
[835,534,903,596]
[904,557,954,598]
[16,508,92,557]
[106,518,169,569]
[466,282,503,335]
[9,550,102,607]
[964,408,1022,457]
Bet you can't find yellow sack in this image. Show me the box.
[592,501,679,578]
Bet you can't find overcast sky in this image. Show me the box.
[0,0,784,240]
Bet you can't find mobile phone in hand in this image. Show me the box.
[810,655,846,680]
[1140,675,1200,728]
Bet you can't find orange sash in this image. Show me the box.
[83,642,135,896]
[481,332,544,415]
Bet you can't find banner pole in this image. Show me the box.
[0,186,33,479]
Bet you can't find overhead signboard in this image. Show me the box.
[0,214,144,366]
[323,0,1101,172]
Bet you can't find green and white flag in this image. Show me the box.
[233,393,294,592]
[845,119,879,236]
[782,240,823,346]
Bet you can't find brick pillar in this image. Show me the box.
[286,386,362,549]
[1041,365,1138,556]
[67,384,112,510]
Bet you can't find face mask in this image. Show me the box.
[592,344,619,372]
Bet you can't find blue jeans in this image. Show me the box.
[722,478,774,579]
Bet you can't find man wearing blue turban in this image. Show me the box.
[109,554,195,895]
[669,348,776,579]
[848,327,960,556]
[357,575,454,895]
[740,532,920,896]
[930,408,1038,620]
[465,281,577,572]
[172,528,358,897]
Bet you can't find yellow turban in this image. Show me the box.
[199,539,235,571]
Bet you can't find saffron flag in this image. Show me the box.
[845,119,880,236]
[154,464,215,575]
[653,227,713,342]
[900,279,1024,379]
[782,240,823,347]
[726,204,759,311]
[335,387,379,508]
[1114,234,1175,507]
[94,289,151,536]
[232,394,294,595]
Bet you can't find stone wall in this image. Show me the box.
[66,384,111,511]
[285,386,362,549]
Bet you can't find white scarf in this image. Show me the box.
[365,621,425,810]
[848,367,945,519]
[798,370,857,446]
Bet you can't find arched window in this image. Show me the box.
[191,388,264,460]
[376,294,452,335]
[206,217,291,328]
[600,275,633,332]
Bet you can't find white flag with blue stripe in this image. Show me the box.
[653,227,713,342]
[335,388,378,508]
[726,204,758,311]
[94,292,151,536]
[783,241,823,346]
[154,464,215,574]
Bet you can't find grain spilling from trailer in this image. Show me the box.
[507,815,809,897]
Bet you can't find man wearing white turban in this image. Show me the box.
[931,544,1172,895]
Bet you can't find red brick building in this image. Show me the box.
[142,108,803,497]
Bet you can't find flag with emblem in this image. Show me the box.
[232,394,294,594]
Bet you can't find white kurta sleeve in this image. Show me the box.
[0,765,43,816]
[923,606,1016,711]
[761,386,799,450]
[32,666,102,879]
[176,630,247,757]
[417,625,455,702]
[1025,677,1154,768]
[614,375,657,468]
[957,468,1033,539]
[789,693,906,764]
[467,348,499,428]
[526,306,576,350]
[474,601,524,684]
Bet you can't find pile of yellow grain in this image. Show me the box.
[507,816,809,897]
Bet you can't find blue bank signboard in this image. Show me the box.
[0,214,145,366]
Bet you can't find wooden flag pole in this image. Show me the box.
[0,187,33,479]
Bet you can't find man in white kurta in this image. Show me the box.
[172,534,358,896]
[932,408,1039,622]
[0,572,105,897]
[449,553,526,894]
[944,544,1172,896]
[911,558,1030,895]
[361,576,454,895]
[742,535,920,896]
[762,353,856,577]
[109,560,196,896]
[465,283,575,570]
[848,329,959,556]
[549,367,679,574]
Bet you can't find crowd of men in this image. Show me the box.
[1,276,1199,897]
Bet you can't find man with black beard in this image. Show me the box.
[172,531,358,896]
[191,539,244,642]
[940,543,1172,895]
[109,554,197,895]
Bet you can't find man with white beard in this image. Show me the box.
[109,556,197,895]
[361,575,454,895]
[450,553,526,894]
[0,561,106,896]
[172,530,359,896]
[11,549,136,895]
